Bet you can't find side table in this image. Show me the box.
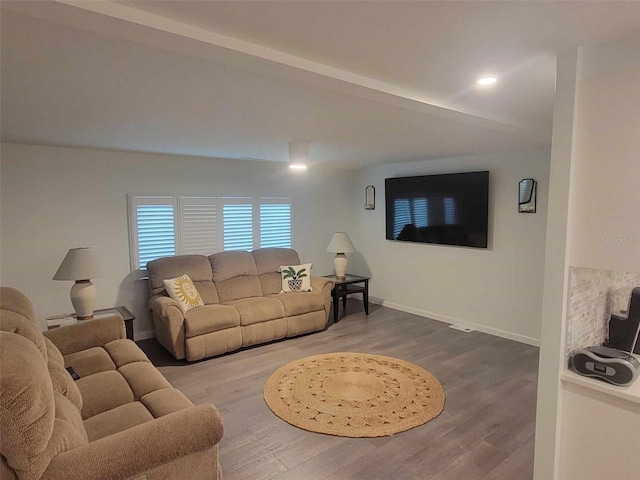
[322,274,370,322]
[46,306,135,340]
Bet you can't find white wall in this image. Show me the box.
[0,143,354,337]
[553,36,640,480]
[350,148,550,345]
[534,35,640,480]
[568,38,640,271]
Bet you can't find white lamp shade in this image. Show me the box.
[326,232,356,254]
[53,247,104,281]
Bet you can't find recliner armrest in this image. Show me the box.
[43,315,125,355]
[149,295,184,320]
[311,276,334,294]
[43,403,223,480]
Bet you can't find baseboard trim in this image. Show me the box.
[369,297,540,347]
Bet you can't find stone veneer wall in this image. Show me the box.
[566,267,640,356]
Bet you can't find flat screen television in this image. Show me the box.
[385,171,489,248]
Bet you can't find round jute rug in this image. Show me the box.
[263,352,445,437]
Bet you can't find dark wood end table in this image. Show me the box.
[46,306,135,340]
[322,274,370,322]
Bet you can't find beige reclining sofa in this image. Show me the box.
[0,287,223,480]
[147,248,333,361]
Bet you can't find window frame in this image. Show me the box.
[127,194,293,271]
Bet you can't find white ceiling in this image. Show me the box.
[2,1,639,168]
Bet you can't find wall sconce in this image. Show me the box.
[365,185,375,210]
[519,178,537,213]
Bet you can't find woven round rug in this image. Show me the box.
[263,352,445,437]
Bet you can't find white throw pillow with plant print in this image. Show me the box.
[280,263,313,293]
[163,274,204,312]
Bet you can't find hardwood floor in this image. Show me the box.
[139,301,539,480]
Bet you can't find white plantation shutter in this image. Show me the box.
[128,195,293,269]
[222,199,254,251]
[179,197,219,255]
[259,200,291,248]
[128,196,177,270]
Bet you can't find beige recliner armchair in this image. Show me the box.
[0,287,223,480]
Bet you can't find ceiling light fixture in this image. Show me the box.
[289,163,308,171]
[477,76,497,86]
[288,140,309,171]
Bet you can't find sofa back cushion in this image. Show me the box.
[0,287,48,358]
[147,255,220,305]
[45,337,83,410]
[0,332,88,480]
[253,248,301,295]
[209,251,262,302]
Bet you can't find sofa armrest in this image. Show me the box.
[43,315,126,355]
[43,403,223,480]
[150,294,184,319]
[311,277,334,321]
[149,295,187,360]
[311,276,334,295]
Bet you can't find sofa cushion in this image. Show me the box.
[147,255,220,304]
[0,332,55,480]
[84,401,154,442]
[184,304,240,338]
[226,297,285,326]
[103,339,150,368]
[268,292,325,317]
[0,309,48,359]
[209,251,257,282]
[163,274,205,312]
[44,336,64,367]
[64,347,116,378]
[215,276,263,303]
[44,337,83,410]
[253,248,301,275]
[141,388,194,418]
[0,287,37,325]
[118,362,173,400]
[49,360,83,411]
[54,391,88,443]
[77,371,135,419]
[254,248,301,295]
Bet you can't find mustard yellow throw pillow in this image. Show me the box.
[163,274,204,312]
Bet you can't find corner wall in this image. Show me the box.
[0,143,354,337]
[350,148,550,345]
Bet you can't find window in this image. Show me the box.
[222,199,254,251]
[128,196,177,271]
[259,199,291,248]
[128,195,292,270]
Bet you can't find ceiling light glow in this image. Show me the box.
[289,163,308,171]
[477,76,497,86]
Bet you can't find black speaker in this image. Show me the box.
[571,346,639,386]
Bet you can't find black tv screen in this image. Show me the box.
[385,171,489,248]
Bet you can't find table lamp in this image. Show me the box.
[53,247,104,319]
[326,232,356,280]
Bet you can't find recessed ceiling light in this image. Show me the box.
[289,163,308,171]
[477,76,497,86]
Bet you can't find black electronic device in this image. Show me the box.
[605,287,640,354]
[385,171,489,248]
[570,346,639,386]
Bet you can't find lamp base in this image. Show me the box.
[334,253,348,280]
[70,280,96,320]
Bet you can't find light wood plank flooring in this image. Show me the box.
[139,301,539,480]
